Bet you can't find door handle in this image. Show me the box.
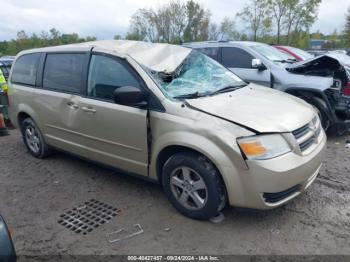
[82,106,97,113]
[67,101,79,109]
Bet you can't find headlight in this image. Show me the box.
[237,134,291,160]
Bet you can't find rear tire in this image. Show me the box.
[162,152,226,220]
[21,118,51,158]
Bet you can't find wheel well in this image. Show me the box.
[156,145,223,186]
[285,89,323,101]
[285,89,335,121]
[17,112,31,128]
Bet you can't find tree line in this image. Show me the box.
[0,29,96,56]
[1,0,350,56]
[125,0,350,49]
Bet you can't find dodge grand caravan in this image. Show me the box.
[8,40,326,220]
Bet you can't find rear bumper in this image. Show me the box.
[228,129,327,209]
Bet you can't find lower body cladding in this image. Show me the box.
[224,131,327,210]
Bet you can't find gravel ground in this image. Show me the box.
[0,129,349,256]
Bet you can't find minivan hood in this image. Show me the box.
[186,84,315,133]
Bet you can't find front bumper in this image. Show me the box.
[229,129,327,209]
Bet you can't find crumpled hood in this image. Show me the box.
[286,55,342,73]
[285,54,348,87]
[286,54,339,69]
[186,84,315,133]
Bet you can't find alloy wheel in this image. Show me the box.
[170,166,208,210]
[24,125,41,154]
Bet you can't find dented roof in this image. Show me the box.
[17,40,192,74]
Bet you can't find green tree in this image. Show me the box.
[330,29,338,42]
[0,29,97,55]
[208,23,220,40]
[126,0,212,44]
[183,0,211,42]
[345,7,350,45]
[49,28,62,45]
[168,1,187,43]
[267,0,321,45]
[126,8,155,41]
[289,0,321,45]
[219,17,239,40]
[293,31,310,49]
[312,30,321,39]
[237,0,271,41]
[268,0,288,44]
[284,0,300,44]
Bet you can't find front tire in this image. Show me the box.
[21,118,51,158]
[162,152,226,220]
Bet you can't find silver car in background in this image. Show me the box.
[185,41,350,134]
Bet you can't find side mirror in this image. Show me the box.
[0,216,16,262]
[113,86,148,107]
[252,59,266,70]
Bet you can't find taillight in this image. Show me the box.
[343,82,350,95]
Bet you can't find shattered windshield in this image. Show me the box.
[143,50,246,99]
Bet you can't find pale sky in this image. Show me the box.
[0,0,348,41]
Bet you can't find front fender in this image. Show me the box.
[149,130,248,206]
[284,87,337,122]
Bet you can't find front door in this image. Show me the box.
[77,53,149,176]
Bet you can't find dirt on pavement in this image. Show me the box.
[0,129,349,256]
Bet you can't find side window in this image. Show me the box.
[197,47,219,61]
[43,53,85,93]
[11,53,41,86]
[222,47,254,69]
[87,55,141,101]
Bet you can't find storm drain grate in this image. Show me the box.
[58,199,119,235]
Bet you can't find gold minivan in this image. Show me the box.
[8,40,326,220]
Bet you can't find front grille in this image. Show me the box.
[263,184,301,204]
[292,116,322,153]
[299,138,314,151]
[292,123,309,139]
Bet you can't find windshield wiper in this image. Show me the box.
[273,59,294,64]
[173,92,208,99]
[210,84,247,95]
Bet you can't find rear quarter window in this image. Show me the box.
[43,53,85,94]
[11,53,41,86]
